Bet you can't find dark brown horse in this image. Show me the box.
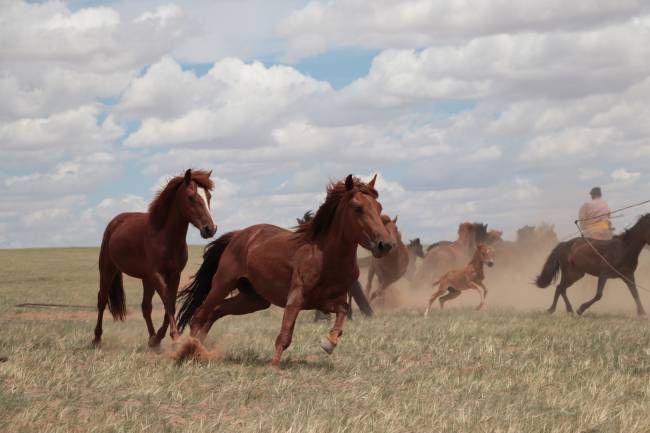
[536,214,650,316]
[93,169,217,348]
[366,215,410,303]
[176,175,395,366]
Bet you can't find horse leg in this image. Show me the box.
[470,283,485,310]
[152,273,181,345]
[547,285,562,314]
[93,262,118,346]
[577,276,606,315]
[368,282,387,303]
[365,264,375,297]
[438,287,461,309]
[424,284,447,317]
[190,273,238,341]
[320,300,349,355]
[622,274,646,317]
[560,285,575,314]
[145,273,179,343]
[271,297,303,367]
[477,282,488,308]
[203,290,270,335]
[141,281,157,348]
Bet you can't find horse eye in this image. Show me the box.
[354,206,363,215]
[188,195,195,202]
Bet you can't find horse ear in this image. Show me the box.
[345,174,354,191]
[368,174,377,188]
[184,169,192,184]
[393,215,398,224]
[208,169,213,178]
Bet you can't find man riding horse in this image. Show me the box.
[578,187,612,240]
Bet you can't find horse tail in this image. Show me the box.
[177,232,235,332]
[349,281,373,317]
[535,243,564,288]
[99,222,127,321]
[107,272,127,320]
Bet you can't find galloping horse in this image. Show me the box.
[366,215,410,303]
[415,222,486,286]
[424,244,495,315]
[175,175,395,366]
[93,169,217,348]
[536,214,650,316]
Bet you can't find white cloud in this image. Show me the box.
[611,168,641,182]
[279,0,650,61]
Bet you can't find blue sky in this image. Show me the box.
[1,1,649,248]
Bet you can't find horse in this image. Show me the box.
[405,238,425,282]
[415,222,488,286]
[366,215,410,303]
[424,244,495,316]
[495,223,558,263]
[296,210,373,321]
[92,169,217,348]
[175,175,395,367]
[535,214,650,316]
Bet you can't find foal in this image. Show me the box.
[424,244,495,316]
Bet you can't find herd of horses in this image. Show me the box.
[93,169,650,366]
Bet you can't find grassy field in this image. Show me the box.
[2,247,650,433]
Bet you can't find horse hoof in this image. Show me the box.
[320,337,336,355]
[148,336,161,348]
[0,356,8,363]
[91,339,101,349]
[546,308,554,314]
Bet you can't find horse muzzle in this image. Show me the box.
[200,224,217,239]
[372,239,395,258]
[487,261,494,267]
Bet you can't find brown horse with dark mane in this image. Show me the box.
[93,169,217,348]
[366,215,410,303]
[536,214,650,316]
[175,175,395,366]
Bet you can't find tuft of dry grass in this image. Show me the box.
[2,247,650,433]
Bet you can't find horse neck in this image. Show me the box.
[622,226,647,260]
[320,211,359,271]
[457,230,474,251]
[150,196,189,246]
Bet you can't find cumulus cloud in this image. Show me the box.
[278,0,650,61]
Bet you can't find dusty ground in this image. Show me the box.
[2,246,650,432]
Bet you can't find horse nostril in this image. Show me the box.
[378,241,393,253]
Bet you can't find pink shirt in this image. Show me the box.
[578,198,611,231]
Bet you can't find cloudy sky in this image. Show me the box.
[1,0,649,248]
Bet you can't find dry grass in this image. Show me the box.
[2,247,650,432]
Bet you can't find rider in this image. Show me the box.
[578,187,612,240]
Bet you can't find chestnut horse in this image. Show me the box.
[415,222,486,286]
[93,169,217,348]
[366,215,410,303]
[536,214,650,316]
[424,244,495,315]
[176,175,395,366]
